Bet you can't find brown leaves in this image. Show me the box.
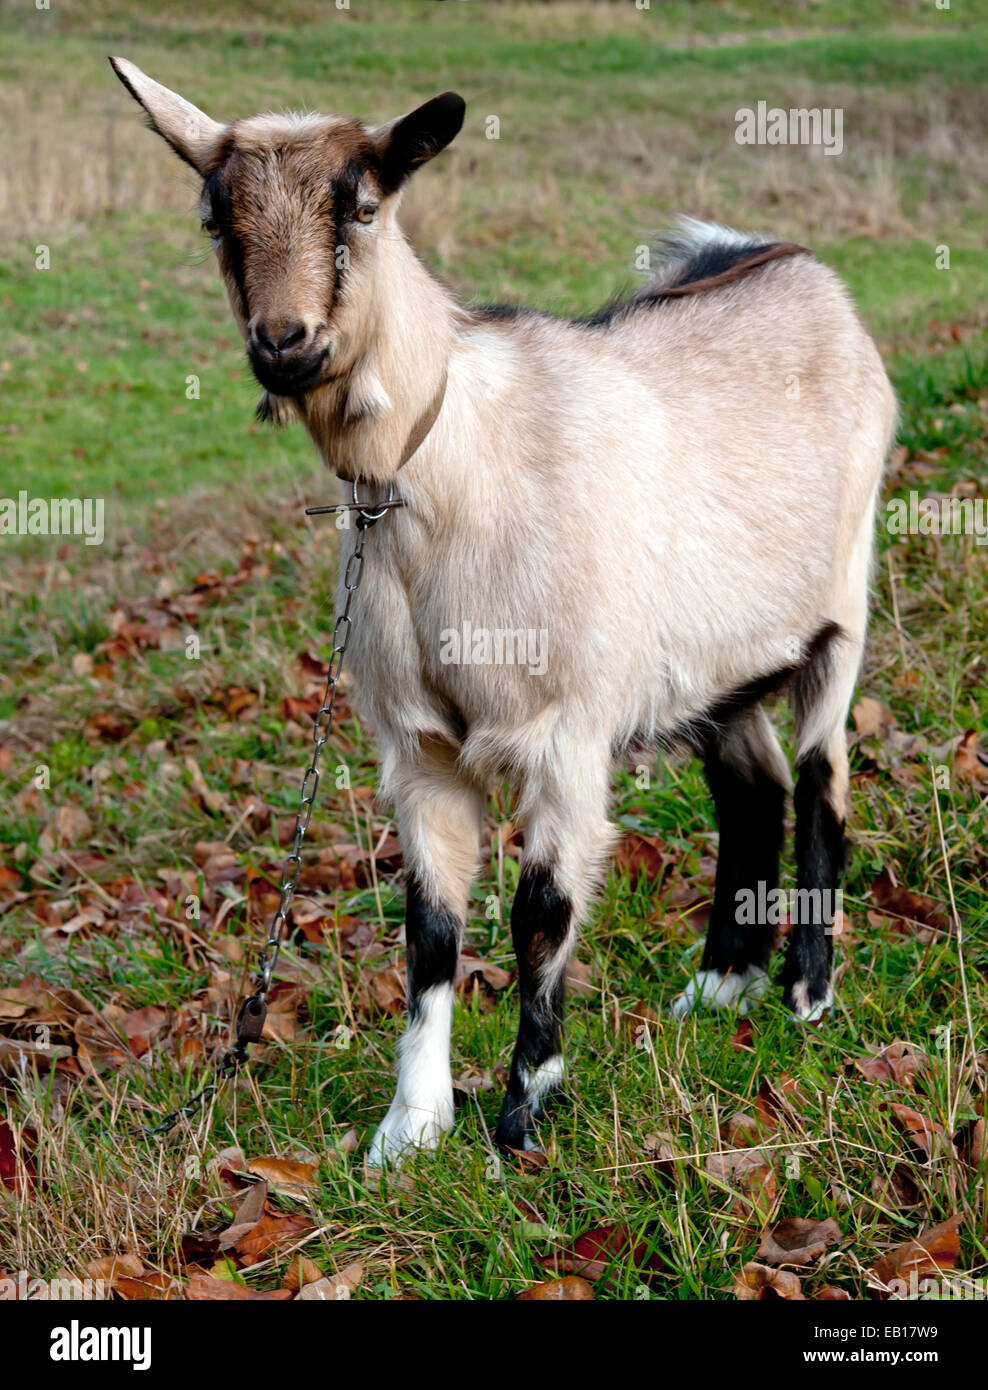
[614,831,668,883]
[870,1216,962,1291]
[887,1104,950,1162]
[871,1165,922,1212]
[852,1040,930,1085]
[216,1177,315,1266]
[871,870,950,937]
[853,697,896,738]
[122,1005,170,1058]
[705,1138,778,1221]
[757,1217,842,1267]
[518,1276,595,1300]
[954,728,988,784]
[86,1254,180,1300]
[297,1263,363,1301]
[733,1263,805,1300]
[0,1120,36,1195]
[53,804,93,846]
[538,1223,664,1283]
[755,1073,807,1125]
[185,1273,293,1301]
[246,1154,320,1198]
[454,951,513,1012]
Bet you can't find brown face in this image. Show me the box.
[202,119,383,398]
[108,58,466,401]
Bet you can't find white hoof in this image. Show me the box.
[671,965,769,1018]
[366,1095,454,1168]
[788,981,833,1023]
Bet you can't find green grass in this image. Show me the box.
[1,0,986,1302]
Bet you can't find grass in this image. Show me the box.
[0,0,986,1302]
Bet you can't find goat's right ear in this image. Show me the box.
[109,57,223,174]
[371,93,465,196]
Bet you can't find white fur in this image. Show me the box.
[671,965,770,1018]
[368,984,455,1166]
[789,980,834,1023]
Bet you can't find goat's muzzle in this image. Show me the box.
[247,318,331,397]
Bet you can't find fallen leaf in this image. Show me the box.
[283,1255,324,1291]
[853,698,896,738]
[757,1217,842,1266]
[86,1253,145,1287]
[185,1272,293,1301]
[614,831,667,883]
[246,1155,319,1196]
[954,729,988,783]
[733,1262,805,1300]
[870,1215,962,1290]
[0,1121,35,1194]
[816,1284,851,1301]
[518,1276,594,1300]
[115,1271,182,1300]
[887,1103,949,1161]
[871,1165,922,1211]
[853,1041,929,1085]
[235,1210,315,1266]
[953,1116,986,1169]
[122,1005,169,1058]
[871,870,949,937]
[297,1262,363,1301]
[54,804,93,845]
[218,1179,268,1251]
[538,1223,663,1282]
[755,1074,807,1123]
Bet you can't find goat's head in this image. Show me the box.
[110,58,464,399]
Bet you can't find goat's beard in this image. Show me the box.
[255,392,299,427]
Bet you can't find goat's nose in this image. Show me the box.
[255,321,307,356]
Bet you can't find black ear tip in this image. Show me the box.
[437,91,466,129]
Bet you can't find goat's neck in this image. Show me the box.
[296,233,456,489]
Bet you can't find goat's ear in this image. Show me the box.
[371,92,465,195]
[109,57,223,174]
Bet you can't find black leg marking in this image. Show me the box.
[782,753,844,1017]
[405,875,460,1017]
[494,865,572,1151]
[700,740,786,977]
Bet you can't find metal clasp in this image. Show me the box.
[305,480,405,528]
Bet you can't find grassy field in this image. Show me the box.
[1,0,987,1302]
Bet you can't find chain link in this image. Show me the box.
[137,502,384,1138]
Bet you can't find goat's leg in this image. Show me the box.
[495,748,613,1151]
[368,739,483,1166]
[784,632,861,1021]
[672,705,790,1016]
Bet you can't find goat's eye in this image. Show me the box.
[356,203,378,224]
[202,219,221,241]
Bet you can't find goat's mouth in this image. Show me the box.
[247,347,330,398]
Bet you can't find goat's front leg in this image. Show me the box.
[495,748,613,1151]
[368,740,483,1166]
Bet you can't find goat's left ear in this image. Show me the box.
[371,92,465,196]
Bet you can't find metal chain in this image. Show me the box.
[137,491,397,1138]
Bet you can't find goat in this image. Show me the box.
[111,59,897,1163]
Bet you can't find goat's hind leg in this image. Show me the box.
[672,706,790,1017]
[784,629,860,1022]
[368,740,483,1166]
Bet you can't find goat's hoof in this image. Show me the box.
[670,965,769,1018]
[784,980,834,1024]
[366,1097,454,1167]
